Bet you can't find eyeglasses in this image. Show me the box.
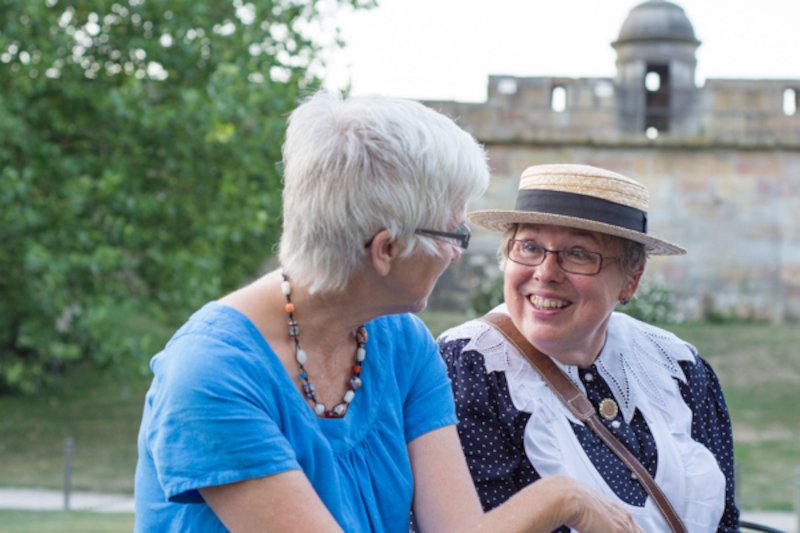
[415,223,471,251]
[507,239,618,275]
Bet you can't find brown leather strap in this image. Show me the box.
[481,312,687,533]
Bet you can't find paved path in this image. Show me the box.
[0,487,796,531]
[0,487,134,513]
[740,511,798,532]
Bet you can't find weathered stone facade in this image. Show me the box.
[424,0,800,322]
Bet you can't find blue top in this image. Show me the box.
[135,302,457,532]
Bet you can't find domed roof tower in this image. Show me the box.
[612,0,701,135]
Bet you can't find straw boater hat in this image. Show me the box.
[468,164,686,256]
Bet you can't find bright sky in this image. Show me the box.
[321,0,800,102]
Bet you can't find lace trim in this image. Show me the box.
[440,307,696,424]
[456,324,510,373]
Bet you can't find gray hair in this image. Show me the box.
[278,91,489,293]
[497,224,647,281]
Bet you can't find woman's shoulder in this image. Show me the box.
[363,313,441,379]
[167,301,263,347]
[609,312,697,362]
[437,305,521,375]
[151,301,281,384]
[369,312,433,348]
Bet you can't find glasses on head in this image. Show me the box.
[415,223,471,251]
[507,239,618,276]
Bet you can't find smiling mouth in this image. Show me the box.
[529,295,570,310]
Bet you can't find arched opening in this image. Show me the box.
[644,64,670,133]
[550,85,567,112]
[497,78,517,95]
[645,72,661,92]
[783,88,797,116]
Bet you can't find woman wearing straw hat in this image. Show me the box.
[439,164,739,532]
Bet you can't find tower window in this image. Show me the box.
[551,85,567,112]
[497,78,517,95]
[783,88,797,116]
[645,72,661,92]
[644,64,670,133]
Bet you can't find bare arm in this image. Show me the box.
[409,426,644,533]
[199,470,344,533]
[408,425,485,531]
[200,426,641,532]
[478,475,644,533]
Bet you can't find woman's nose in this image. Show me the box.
[533,250,564,282]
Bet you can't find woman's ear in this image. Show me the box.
[619,266,645,303]
[367,229,399,277]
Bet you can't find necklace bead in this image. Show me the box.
[281,271,365,419]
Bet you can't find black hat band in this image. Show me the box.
[515,189,648,234]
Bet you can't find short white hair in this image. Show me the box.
[278,91,489,293]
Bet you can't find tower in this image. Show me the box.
[612,0,701,136]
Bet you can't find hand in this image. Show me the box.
[473,475,645,533]
[562,478,644,533]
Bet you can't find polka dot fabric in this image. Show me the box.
[570,364,658,507]
[677,358,739,531]
[439,332,739,533]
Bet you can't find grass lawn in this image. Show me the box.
[0,367,149,494]
[0,313,797,512]
[669,321,800,511]
[0,510,134,532]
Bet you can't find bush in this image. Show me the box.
[470,273,504,315]
[618,282,681,324]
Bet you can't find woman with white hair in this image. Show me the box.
[134,93,643,532]
[440,164,739,532]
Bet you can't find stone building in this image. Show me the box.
[425,0,800,322]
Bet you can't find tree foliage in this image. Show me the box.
[0,0,371,393]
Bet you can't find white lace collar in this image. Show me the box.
[442,305,697,423]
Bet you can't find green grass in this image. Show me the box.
[668,322,800,511]
[0,510,133,532]
[0,367,149,494]
[0,315,797,512]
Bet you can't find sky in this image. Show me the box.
[320,0,800,103]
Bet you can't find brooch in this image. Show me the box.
[599,398,619,421]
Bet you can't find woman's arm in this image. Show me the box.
[409,426,643,533]
[443,338,539,509]
[679,357,740,531]
[408,424,485,530]
[200,470,343,533]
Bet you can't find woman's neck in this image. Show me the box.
[285,286,365,354]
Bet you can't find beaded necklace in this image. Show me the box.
[281,272,366,418]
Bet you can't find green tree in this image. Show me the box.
[0,0,371,393]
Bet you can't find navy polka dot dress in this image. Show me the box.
[439,312,739,533]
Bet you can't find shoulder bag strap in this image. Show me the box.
[481,312,687,533]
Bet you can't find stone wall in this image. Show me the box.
[423,77,800,321]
